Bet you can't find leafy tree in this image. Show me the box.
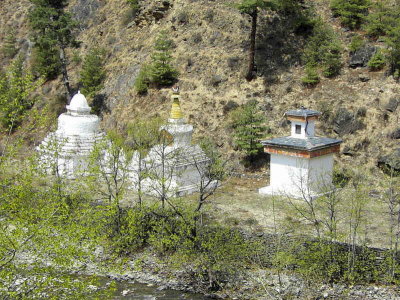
[127,117,162,206]
[235,0,276,81]
[0,118,114,298]
[331,0,370,30]
[29,0,79,96]
[80,48,107,98]
[368,49,386,70]
[303,19,342,77]
[0,57,42,132]
[229,100,267,159]
[1,29,18,59]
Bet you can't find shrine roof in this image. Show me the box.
[285,109,321,118]
[261,136,342,151]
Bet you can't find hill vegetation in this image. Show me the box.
[0,0,400,298]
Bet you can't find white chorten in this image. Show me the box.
[134,88,213,196]
[259,108,342,198]
[37,91,104,178]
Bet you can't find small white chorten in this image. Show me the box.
[138,88,213,196]
[37,91,104,177]
[259,108,342,198]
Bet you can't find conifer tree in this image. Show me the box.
[148,32,179,87]
[0,57,42,131]
[29,0,79,97]
[80,48,107,98]
[330,0,370,29]
[235,0,276,81]
[229,100,267,160]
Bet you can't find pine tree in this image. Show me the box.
[80,48,107,98]
[148,32,179,87]
[235,0,276,81]
[230,100,267,159]
[331,0,370,29]
[0,57,42,131]
[29,0,79,97]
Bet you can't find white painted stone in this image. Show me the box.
[37,92,104,178]
[260,109,339,199]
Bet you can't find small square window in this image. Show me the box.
[295,125,301,134]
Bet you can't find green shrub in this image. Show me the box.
[330,0,370,30]
[303,19,342,78]
[302,65,320,86]
[134,66,150,94]
[368,50,386,71]
[80,48,107,98]
[349,35,365,53]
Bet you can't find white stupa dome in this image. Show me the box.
[66,91,91,115]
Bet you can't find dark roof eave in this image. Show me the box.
[261,140,342,152]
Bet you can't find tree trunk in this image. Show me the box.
[59,46,72,100]
[246,9,258,81]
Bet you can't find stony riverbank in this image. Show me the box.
[78,249,400,300]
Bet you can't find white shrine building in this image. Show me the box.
[134,89,214,196]
[259,108,342,198]
[37,91,104,178]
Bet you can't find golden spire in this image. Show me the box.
[169,86,183,120]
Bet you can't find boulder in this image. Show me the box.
[378,149,400,174]
[333,108,365,136]
[223,100,239,114]
[71,0,101,28]
[389,128,400,139]
[385,97,399,112]
[349,45,377,68]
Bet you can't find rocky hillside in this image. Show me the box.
[1,0,399,173]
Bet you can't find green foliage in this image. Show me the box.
[134,32,178,93]
[385,23,400,78]
[1,29,18,59]
[303,19,342,77]
[229,100,267,159]
[235,0,276,14]
[80,48,107,98]
[0,133,114,298]
[301,65,320,86]
[134,65,150,94]
[349,35,365,53]
[148,32,179,87]
[364,0,396,38]
[330,0,370,29]
[368,49,386,71]
[0,57,42,131]
[28,0,79,79]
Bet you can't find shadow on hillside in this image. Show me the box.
[255,13,309,82]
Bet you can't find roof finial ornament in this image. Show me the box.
[172,85,180,94]
[170,85,183,120]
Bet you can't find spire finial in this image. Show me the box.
[170,86,183,120]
